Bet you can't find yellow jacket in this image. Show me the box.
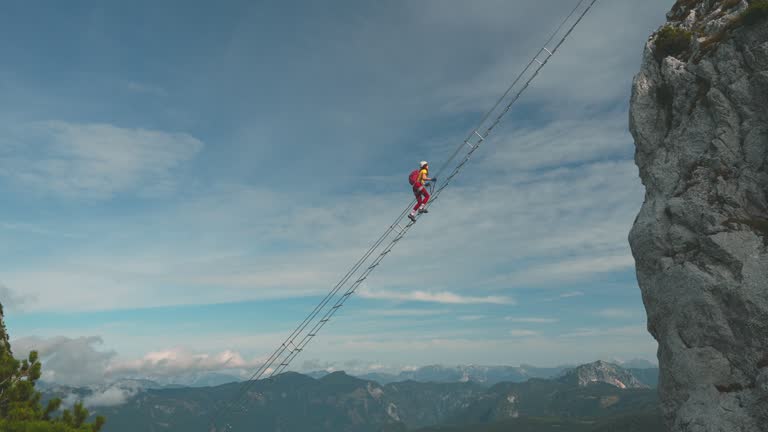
[418,168,428,184]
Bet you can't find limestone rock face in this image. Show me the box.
[629,1,768,431]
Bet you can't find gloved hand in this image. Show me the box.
[430,177,438,183]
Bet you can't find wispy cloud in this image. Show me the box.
[457,315,485,321]
[597,308,638,319]
[365,308,450,317]
[498,254,636,287]
[509,329,539,337]
[505,317,558,324]
[543,291,585,302]
[481,115,634,172]
[0,221,80,238]
[560,326,647,339]
[0,121,202,198]
[433,0,671,113]
[357,287,515,305]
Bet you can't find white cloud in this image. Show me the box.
[357,287,514,305]
[82,386,139,408]
[12,336,116,386]
[60,383,141,409]
[11,335,268,387]
[107,348,262,378]
[0,121,202,198]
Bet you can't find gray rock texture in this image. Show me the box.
[629,1,768,431]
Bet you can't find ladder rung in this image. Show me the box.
[320,319,329,322]
[308,334,316,337]
[473,130,485,140]
[534,58,544,65]
[543,47,553,56]
[332,304,342,309]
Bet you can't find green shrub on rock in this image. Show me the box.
[743,0,768,25]
[654,26,692,62]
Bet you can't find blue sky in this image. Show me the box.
[1,0,673,386]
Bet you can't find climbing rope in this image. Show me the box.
[208,0,598,429]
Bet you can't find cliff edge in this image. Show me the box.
[629,0,768,430]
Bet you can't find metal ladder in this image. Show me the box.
[209,0,597,429]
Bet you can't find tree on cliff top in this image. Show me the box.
[0,303,106,432]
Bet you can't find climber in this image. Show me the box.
[408,161,436,222]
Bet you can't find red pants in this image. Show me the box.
[412,182,430,211]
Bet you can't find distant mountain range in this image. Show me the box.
[50,361,660,432]
[353,364,569,386]
[416,413,663,432]
[309,361,658,388]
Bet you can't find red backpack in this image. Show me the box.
[408,169,420,185]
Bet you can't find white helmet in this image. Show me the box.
[420,161,428,168]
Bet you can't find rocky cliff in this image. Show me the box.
[629,1,768,431]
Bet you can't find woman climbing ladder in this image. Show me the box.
[408,161,436,222]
